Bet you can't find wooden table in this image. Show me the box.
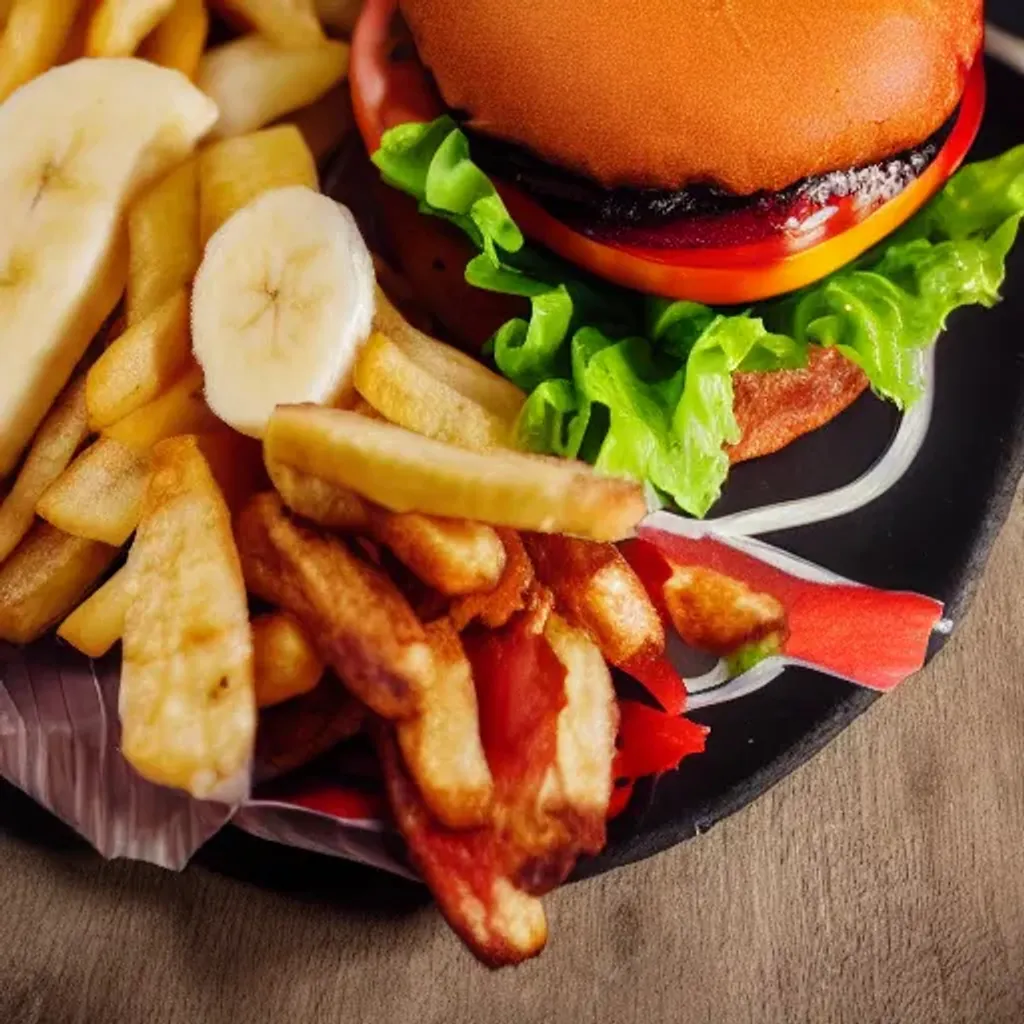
[1,486,1022,1023]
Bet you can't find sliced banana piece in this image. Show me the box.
[0,58,218,478]
[191,185,375,438]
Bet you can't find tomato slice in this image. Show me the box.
[351,0,985,304]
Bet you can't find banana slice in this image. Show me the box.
[191,185,375,438]
[0,58,218,478]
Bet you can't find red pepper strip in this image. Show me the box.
[614,700,709,783]
[607,780,636,820]
[630,530,944,691]
[620,652,687,716]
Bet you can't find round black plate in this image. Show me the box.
[2,55,1021,903]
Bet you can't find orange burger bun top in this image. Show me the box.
[398,0,983,196]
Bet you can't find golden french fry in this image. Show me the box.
[86,0,175,57]
[138,0,208,79]
[374,291,526,424]
[57,565,131,658]
[102,366,220,451]
[251,611,325,708]
[397,618,493,830]
[449,530,535,631]
[355,332,515,451]
[315,0,362,33]
[0,377,89,566]
[522,534,665,668]
[0,0,10,27]
[283,83,352,162]
[265,457,369,530]
[194,430,268,516]
[0,524,118,644]
[86,289,192,430]
[266,458,507,595]
[236,491,433,720]
[121,436,255,799]
[198,124,318,245]
[198,34,350,140]
[0,0,83,103]
[265,406,648,543]
[218,0,324,48]
[36,437,150,547]
[126,158,200,327]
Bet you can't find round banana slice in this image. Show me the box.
[191,186,375,437]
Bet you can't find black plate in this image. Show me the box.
[2,55,1021,902]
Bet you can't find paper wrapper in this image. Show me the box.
[0,523,943,877]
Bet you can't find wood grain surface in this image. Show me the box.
[1,490,1023,1024]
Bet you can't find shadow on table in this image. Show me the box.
[0,778,429,918]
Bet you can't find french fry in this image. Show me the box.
[86,290,192,430]
[378,728,548,967]
[265,406,648,542]
[120,436,255,799]
[236,492,433,720]
[450,530,535,631]
[57,565,131,658]
[126,158,200,326]
[267,458,507,595]
[138,0,209,80]
[36,437,150,547]
[0,524,118,644]
[194,430,268,516]
[56,0,91,62]
[102,366,220,451]
[256,674,364,780]
[315,0,363,33]
[0,0,83,103]
[522,534,665,667]
[0,0,10,28]
[217,0,324,48]
[0,377,89,566]
[283,83,352,162]
[85,0,175,58]
[198,125,318,245]
[355,332,515,451]
[374,291,526,424]
[397,618,493,830]
[197,34,350,140]
[251,611,325,708]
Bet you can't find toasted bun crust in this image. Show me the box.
[399,0,982,195]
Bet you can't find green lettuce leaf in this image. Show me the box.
[373,119,1024,517]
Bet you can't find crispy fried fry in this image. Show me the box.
[198,124,319,246]
[218,0,325,48]
[522,534,665,667]
[198,35,350,140]
[450,530,534,631]
[251,610,325,708]
[57,565,131,658]
[86,0,175,57]
[102,365,220,450]
[0,0,84,103]
[0,376,88,566]
[194,430,268,516]
[265,406,647,542]
[663,564,787,655]
[378,729,548,967]
[0,524,118,644]
[283,82,352,162]
[86,290,192,430]
[138,0,208,79]
[236,492,433,720]
[397,618,493,830]
[729,345,869,463]
[120,436,255,799]
[126,158,200,327]
[36,437,150,547]
[355,332,515,451]
[374,290,525,424]
[256,674,365,779]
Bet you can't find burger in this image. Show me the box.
[350,0,1024,517]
